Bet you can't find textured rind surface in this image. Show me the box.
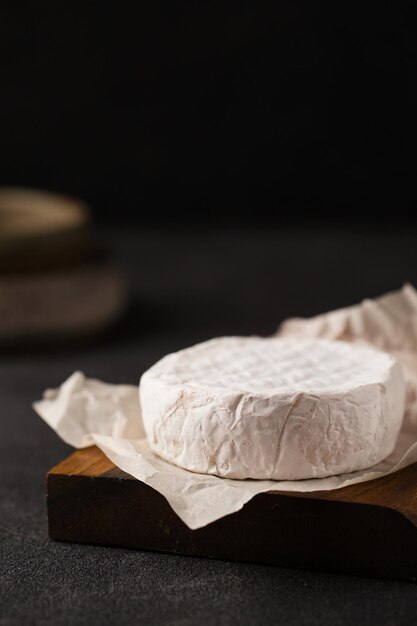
[140,337,406,480]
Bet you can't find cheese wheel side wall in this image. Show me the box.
[139,342,406,481]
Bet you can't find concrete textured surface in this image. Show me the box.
[1,226,417,625]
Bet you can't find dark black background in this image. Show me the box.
[1,2,416,224]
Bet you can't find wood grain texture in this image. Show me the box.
[47,446,417,581]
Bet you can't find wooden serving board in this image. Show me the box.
[47,446,417,581]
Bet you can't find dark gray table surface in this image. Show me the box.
[2,225,417,626]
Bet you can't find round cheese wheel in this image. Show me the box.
[140,337,406,480]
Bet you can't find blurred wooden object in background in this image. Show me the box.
[0,188,125,346]
[0,188,89,274]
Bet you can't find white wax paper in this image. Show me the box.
[34,285,417,529]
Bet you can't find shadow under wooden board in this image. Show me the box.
[47,446,417,581]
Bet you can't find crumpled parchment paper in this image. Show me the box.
[34,284,417,529]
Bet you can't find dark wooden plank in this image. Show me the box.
[47,446,417,581]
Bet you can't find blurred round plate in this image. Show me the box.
[0,187,89,274]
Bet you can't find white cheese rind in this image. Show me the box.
[140,337,405,480]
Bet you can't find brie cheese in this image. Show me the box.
[140,337,405,480]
